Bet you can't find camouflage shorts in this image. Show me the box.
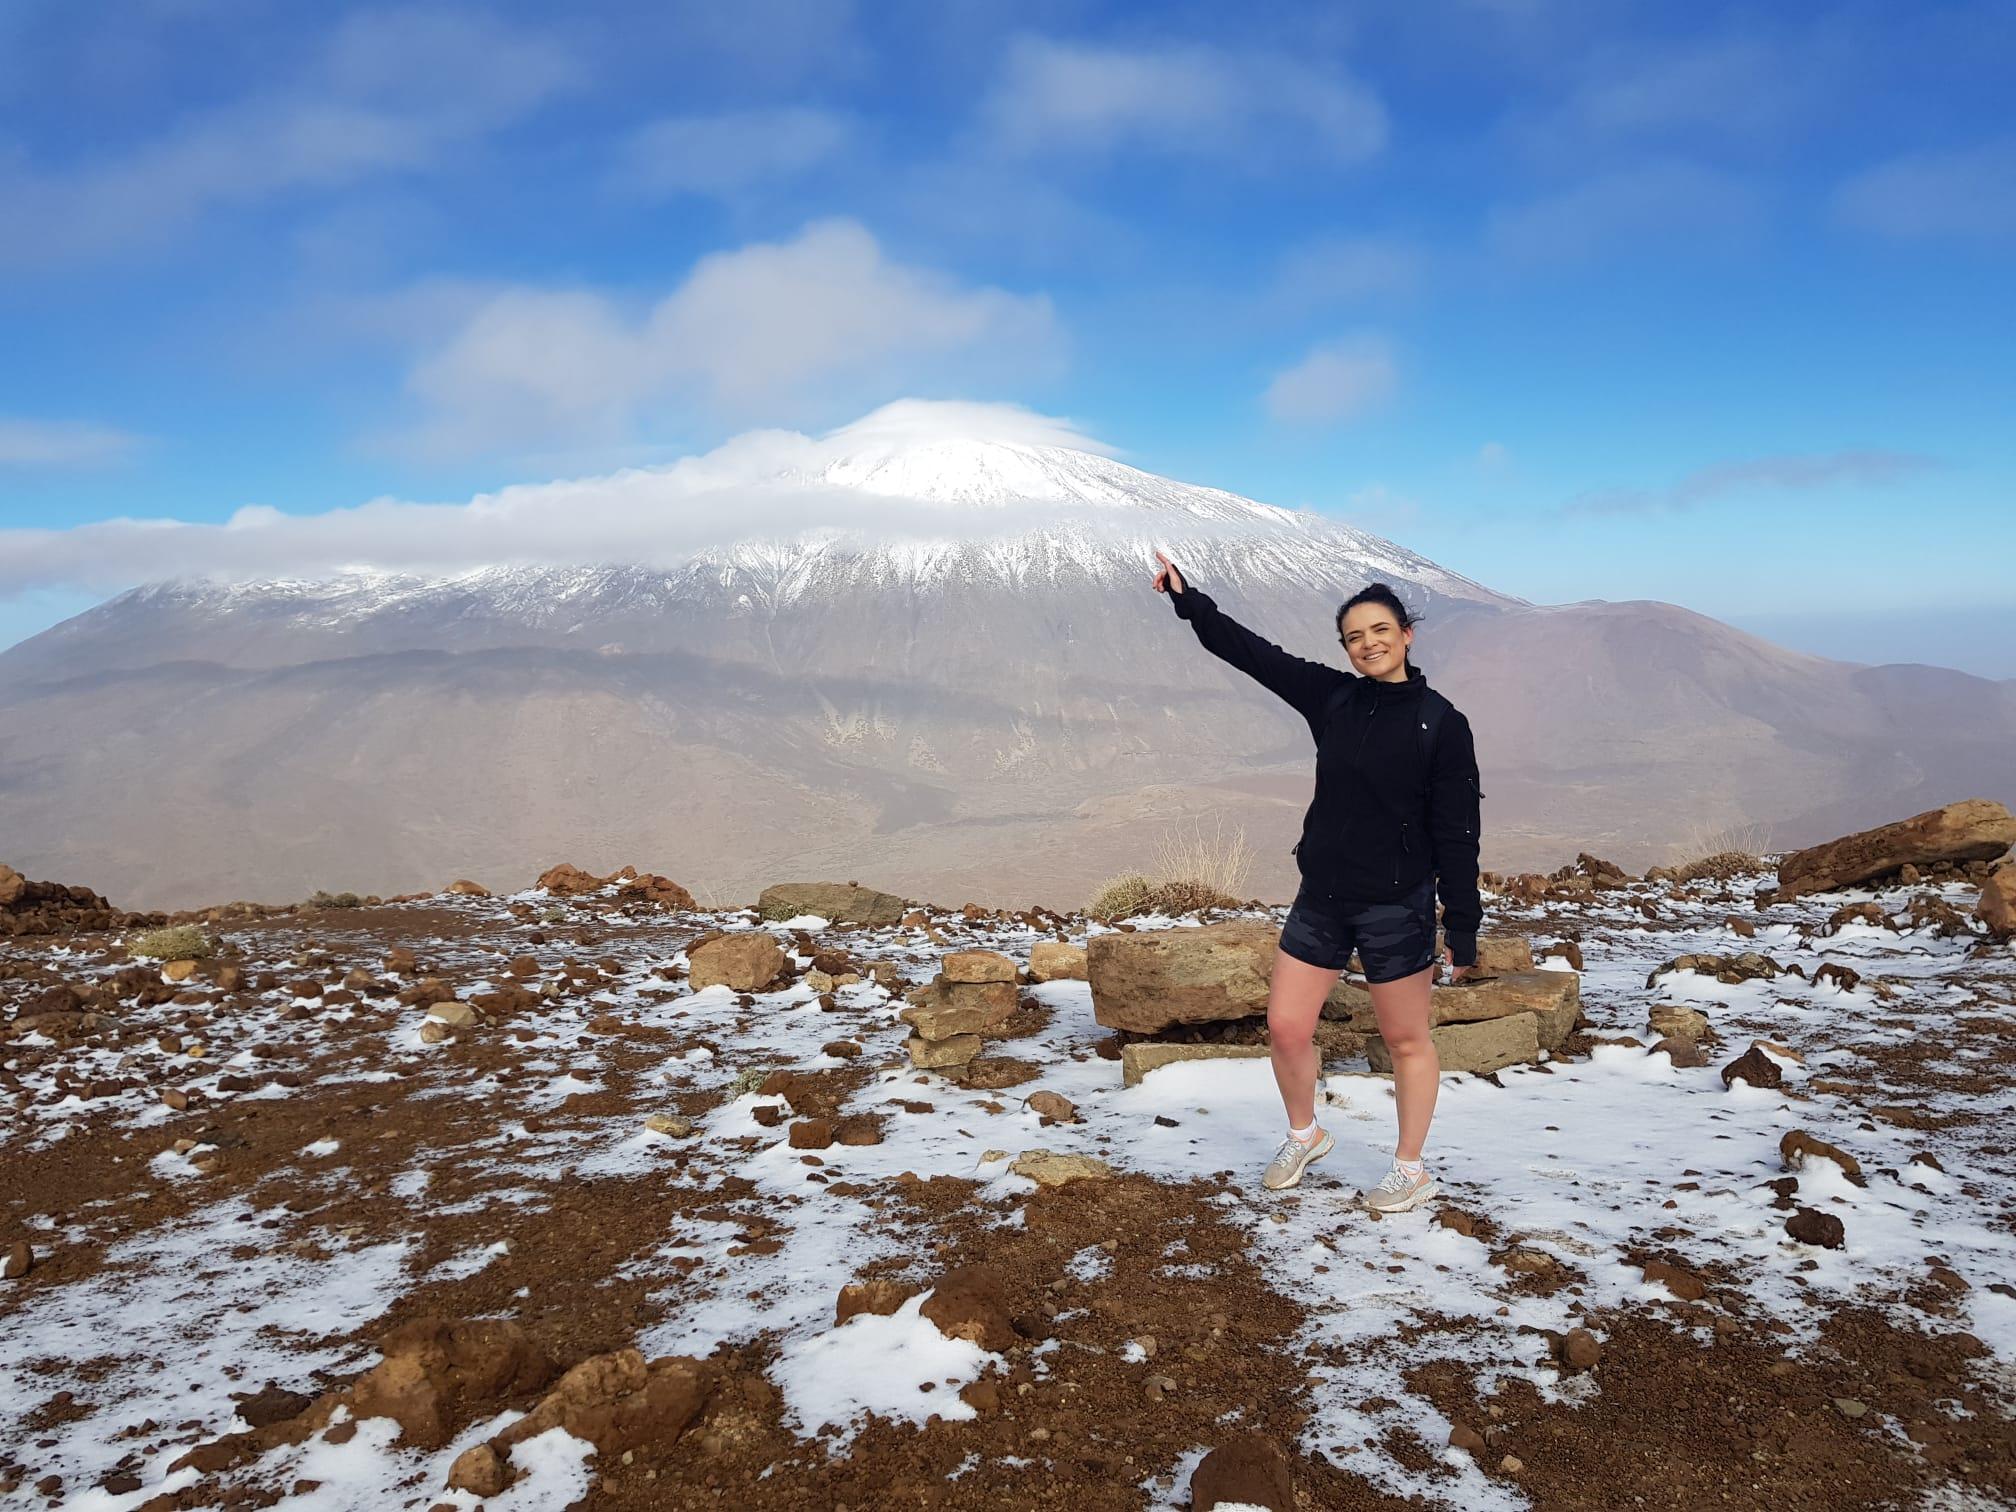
[1279,875,1437,983]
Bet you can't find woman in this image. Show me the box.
[1150,550,1483,1213]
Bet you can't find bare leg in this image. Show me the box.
[1268,948,1342,1128]
[1367,964,1439,1160]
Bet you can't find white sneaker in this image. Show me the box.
[1262,1128,1334,1190]
[1362,1161,1439,1213]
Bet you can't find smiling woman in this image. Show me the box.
[1153,548,1484,1213]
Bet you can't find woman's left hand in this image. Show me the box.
[1443,946,1474,983]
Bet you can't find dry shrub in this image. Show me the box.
[1086,814,1254,920]
[128,924,214,960]
[1669,818,1774,881]
[307,890,364,909]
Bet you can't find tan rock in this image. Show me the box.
[418,1020,453,1044]
[349,1317,555,1450]
[1028,940,1088,982]
[446,1444,508,1496]
[836,1280,918,1325]
[1777,799,2016,896]
[1086,919,1278,1033]
[644,1113,694,1137]
[1647,1004,1711,1041]
[1369,1012,1540,1076]
[756,882,909,925]
[162,958,199,982]
[1780,1129,1861,1180]
[1025,1091,1078,1123]
[488,1349,712,1464]
[1473,936,1535,974]
[908,1033,982,1068]
[1010,1150,1114,1186]
[943,949,1017,983]
[687,932,787,993]
[1431,971,1580,1050]
[903,975,1018,1033]
[1121,1041,1271,1087]
[536,862,615,896]
[1978,863,2016,939]
[444,879,491,897]
[425,1002,478,1028]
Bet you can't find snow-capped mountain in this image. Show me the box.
[1,406,2011,911]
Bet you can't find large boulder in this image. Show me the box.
[1369,1012,1541,1076]
[756,882,909,925]
[1776,800,2016,896]
[1086,920,1277,1033]
[687,932,788,992]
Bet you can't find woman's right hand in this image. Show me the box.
[1151,550,1186,596]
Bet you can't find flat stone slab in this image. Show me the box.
[1122,1041,1271,1087]
[1368,1011,1541,1076]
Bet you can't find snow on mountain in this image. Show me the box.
[73,411,1516,643]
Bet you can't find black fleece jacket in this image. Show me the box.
[1169,576,1484,966]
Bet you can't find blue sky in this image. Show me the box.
[2,0,2013,672]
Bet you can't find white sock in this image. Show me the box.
[1290,1120,1319,1142]
[1395,1155,1425,1177]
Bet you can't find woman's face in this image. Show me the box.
[1340,602,1413,679]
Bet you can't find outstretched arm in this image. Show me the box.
[1426,709,1484,968]
[1154,552,1347,736]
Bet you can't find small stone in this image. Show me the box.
[1786,1207,1846,1249]
[1500,1455,1524,1474]
[1720,1044,1782,1090]
[3,1242,32,1279]
[789,1119,835,1150]
[1642,1260,1707,1301]
[644,1113,694,1138]
[418,1020,453,1044]
[446,1444,509,1496]
[1448,1421,1486,1454]
[1025,1091,1078,1124]
[1010,1150,1114,1186]
[162,959,199,982]
[1834,1397,1867,1418]
[1560,1328,1601,1372]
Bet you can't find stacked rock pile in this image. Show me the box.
[901,948,1020,1072]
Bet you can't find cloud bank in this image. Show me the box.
[0,400,1172,598]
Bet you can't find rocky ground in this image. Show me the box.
[2,858,2013,1511]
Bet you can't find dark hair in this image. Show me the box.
[1336,582,1422,667]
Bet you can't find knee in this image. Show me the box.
[1382,1028,1435,1062]
[1266,1009,1315,1050]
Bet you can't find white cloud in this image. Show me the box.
[983,37,1385,167]
[1833,139,2016,243]
[0,399,1164,595]
[391,218,1064,457]
[1262,336,1397,425]
[0,6,581,266]
[1564,450,1940,516]
[0,419,143,468]
[1487,159,1759,263]
[608,107,854,197]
